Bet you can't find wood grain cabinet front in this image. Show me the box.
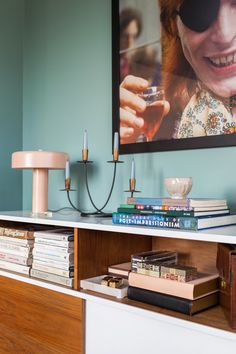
[0,276,84,354]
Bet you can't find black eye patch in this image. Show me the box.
[177,0,220,32]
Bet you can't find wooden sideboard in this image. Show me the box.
[0,211,236,354]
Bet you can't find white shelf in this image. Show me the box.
[0,210,236,244]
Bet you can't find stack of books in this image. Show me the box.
[0,226,34,275]
[31,228,74,288]
[128,252,219,315]
[112,197,236,230]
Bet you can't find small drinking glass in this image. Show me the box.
[139,86,165,141]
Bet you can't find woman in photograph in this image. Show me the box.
[120,0,236,144]
[120,7,143,82]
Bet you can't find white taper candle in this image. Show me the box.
[83,130,88,150]
[131,158,135,179]
[113,132,119,151]
[65,160,70,179]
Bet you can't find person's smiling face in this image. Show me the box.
[177,0,236,97]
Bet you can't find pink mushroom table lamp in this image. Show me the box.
[12,150,69,214]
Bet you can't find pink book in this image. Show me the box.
[128,272,219,300]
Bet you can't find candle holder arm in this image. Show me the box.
[84,161,117,212]
[66,190,84,213]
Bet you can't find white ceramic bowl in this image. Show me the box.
[164,177,193,199]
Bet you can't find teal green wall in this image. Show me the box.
[0,0,23,210]
[22,0,236,212]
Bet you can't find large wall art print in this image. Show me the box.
[112,0,236,154]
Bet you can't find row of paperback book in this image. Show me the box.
[112,196,236,230]
[0,226,74,288]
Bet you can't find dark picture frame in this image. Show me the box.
[112,0,236,155]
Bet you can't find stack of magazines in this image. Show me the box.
[31,228,74,288]
[112,197,236,230]
[0,226,34,275]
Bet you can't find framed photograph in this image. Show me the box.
[112,0,236,154]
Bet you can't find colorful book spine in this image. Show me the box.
[113,213,234,231]
[127,197,189,207]
[121,204,194,211]
[112,213,181,229]
[117,207,195,217]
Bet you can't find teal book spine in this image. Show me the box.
[112,213,181,229]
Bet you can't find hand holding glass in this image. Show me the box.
[119,76,170,144]
[139,86,167,141]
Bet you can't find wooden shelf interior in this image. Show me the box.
[77,228,234,334]
[77,228,152,281]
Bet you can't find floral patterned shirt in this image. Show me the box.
[177,89,236,138]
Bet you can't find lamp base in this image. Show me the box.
[31,211,53,218]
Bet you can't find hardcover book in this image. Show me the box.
[112,212,236,230]
[128,271,219,300]
[108,262,131,278]
[127,286,219,315]
[125,204,229,212]
[127,197,227,208]
[117,207,229,217]
[179,214,236,230]
[112,213,181,229]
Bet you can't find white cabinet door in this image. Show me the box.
[85,300,236,354]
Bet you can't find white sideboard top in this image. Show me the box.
[0,210,236,244]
